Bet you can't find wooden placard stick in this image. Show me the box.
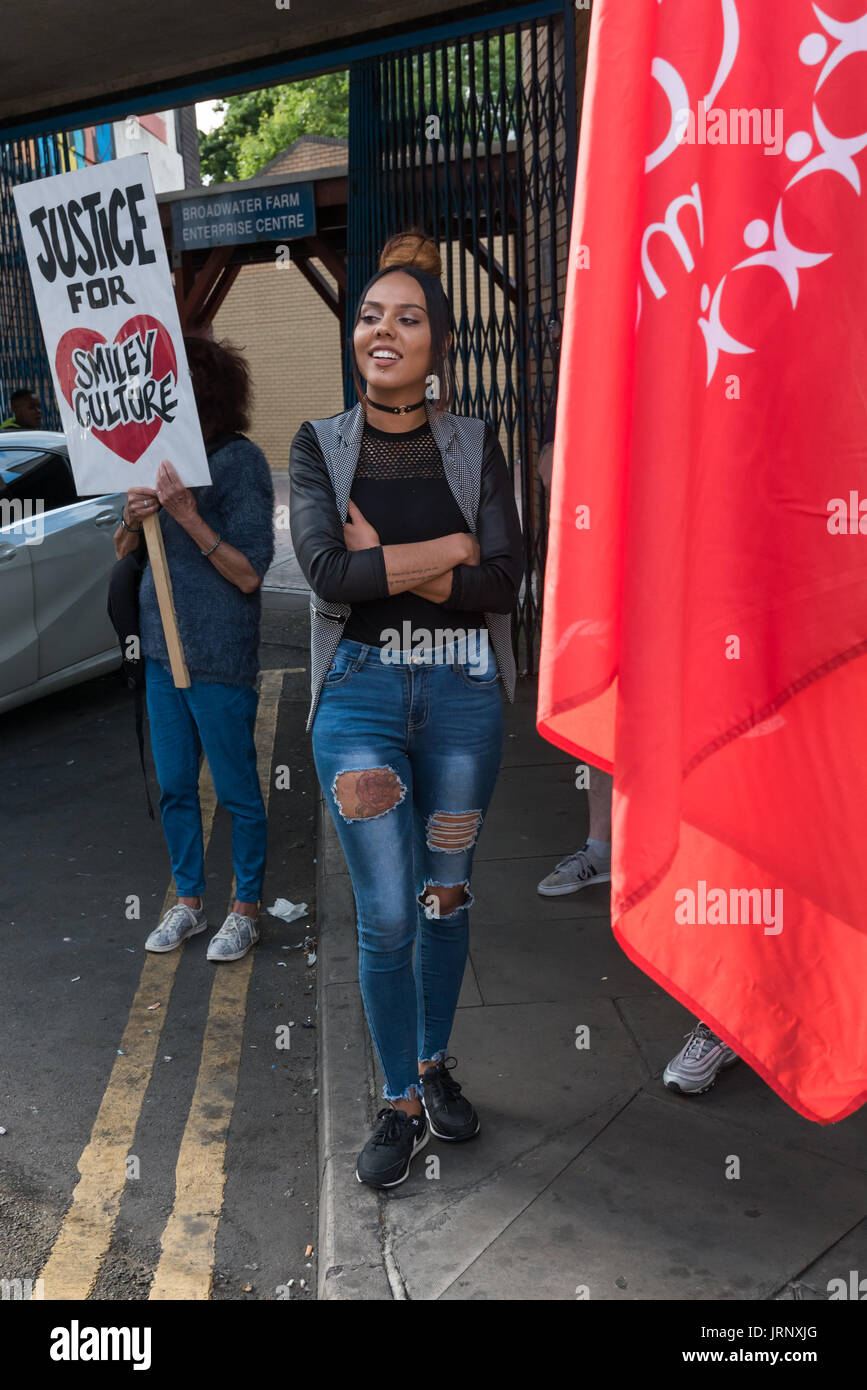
[142,512,190,688]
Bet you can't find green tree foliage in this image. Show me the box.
[442,36,518,113]
[199,35,517,184]
[200,73,349,183]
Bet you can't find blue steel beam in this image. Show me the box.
[0,0,564,142]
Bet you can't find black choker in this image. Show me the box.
[365,394,427,416]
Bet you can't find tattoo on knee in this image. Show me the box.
[332,766,406,821]
[425,809,483,853]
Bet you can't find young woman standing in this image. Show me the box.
[290,232,523,1188]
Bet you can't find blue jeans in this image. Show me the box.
[312,637,504,1101]
[145,657,267,903]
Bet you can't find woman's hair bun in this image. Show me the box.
[378,228,442,278]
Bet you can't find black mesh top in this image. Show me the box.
[342,418,486,648]
[355,419,444,478]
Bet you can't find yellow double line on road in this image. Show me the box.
[39,668,301,1300]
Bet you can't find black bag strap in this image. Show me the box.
[134,683,155,820]
[107,545,152,817]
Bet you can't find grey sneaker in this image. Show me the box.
[145,902,208,953]
[537,840,611,896]
[206,912,260,962]
[663,1022,739,1095]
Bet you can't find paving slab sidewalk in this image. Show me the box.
[316,680,867,1301]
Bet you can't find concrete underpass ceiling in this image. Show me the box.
[0,0,536,137]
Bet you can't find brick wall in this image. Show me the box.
[213,137,348,472]
[213,258,345,475]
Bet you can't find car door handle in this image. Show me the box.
[93,510,120,528]
[0,543,18,562]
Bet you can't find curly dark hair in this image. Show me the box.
[183,335,252,440]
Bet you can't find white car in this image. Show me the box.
[0,430,124,713]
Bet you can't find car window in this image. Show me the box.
[0,448,49,477]
[0,449,78,514]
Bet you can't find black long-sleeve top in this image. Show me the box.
[289,416,522,639]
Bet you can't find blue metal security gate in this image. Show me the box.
[346,3,577,669]
[0,135,80,429]
[1,4,579,665]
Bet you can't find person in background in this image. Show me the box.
[537,395,738,1094]
[113,336,275,964]
[536,397,613,897]
[1,388,42,429]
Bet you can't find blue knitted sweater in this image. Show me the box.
[139,437,275,688]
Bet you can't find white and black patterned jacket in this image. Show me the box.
[289,400,523,731]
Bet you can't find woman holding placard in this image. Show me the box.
[114,336,274,962]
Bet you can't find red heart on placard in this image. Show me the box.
[55,315,178,464]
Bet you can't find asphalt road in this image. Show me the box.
[0,592,320,1301]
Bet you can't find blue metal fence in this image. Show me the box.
[0,134,78,429]
[2,4,577,663]
[345,5,577,667]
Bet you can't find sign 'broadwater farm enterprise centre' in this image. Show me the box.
[171,181,316,249]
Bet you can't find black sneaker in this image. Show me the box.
[420,1057,480,1141]
[355,1107,429,1188]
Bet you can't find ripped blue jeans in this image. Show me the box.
[312,636,504,1101]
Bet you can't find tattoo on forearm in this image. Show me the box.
[389,566,437,581]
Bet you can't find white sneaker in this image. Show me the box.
[206,912,260,962]
[145,902,208,952]
[537,840,611,896]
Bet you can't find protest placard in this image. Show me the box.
[13,153,210,686]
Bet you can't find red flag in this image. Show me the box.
[538,0,867,1122]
